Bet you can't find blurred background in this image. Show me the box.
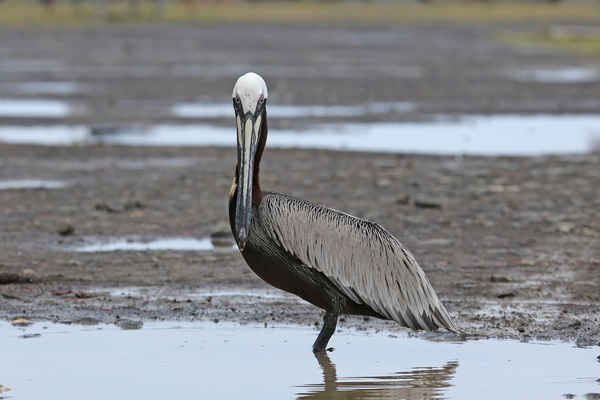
[0,0,599,155]
[1,4,600,398]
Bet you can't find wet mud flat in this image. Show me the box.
[0,20,599,345]
[1,22,600,128]
[0,143,599,345]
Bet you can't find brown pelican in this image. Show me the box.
[229,72,459,352]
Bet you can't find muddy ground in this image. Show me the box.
[0,21,599,344]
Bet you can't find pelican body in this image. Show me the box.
[229,73,458,352]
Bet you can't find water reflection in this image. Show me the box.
[298,352,458,400]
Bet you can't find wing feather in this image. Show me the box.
[259,192,458,333]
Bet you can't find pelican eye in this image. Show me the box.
[259,97,265,104]
[235,96,241,104]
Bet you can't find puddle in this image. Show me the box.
[0,125,89,145]
[1,114,599,156]
[72,236,235,252]
[0,81,80,95]
[0,99,71,118]
[172,102,416,119]
[0,180,69,190]
[0,321,598,400]
[508,67,600,83]
[278,115,600,156]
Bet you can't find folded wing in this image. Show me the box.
[259,192,458,333]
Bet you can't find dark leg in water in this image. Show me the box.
[312,312,338,352]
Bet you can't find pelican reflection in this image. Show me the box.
[297,352,458,400]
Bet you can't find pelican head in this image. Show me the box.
[232,72,268,251]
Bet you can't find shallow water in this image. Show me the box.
[1,114,599,156]
[172,102,416,119]
[0,180,69,190]
[265,115,600,156]
[0,98,71,118]
[0,125,89,145]
[508,67,600,84]
[72,236,235,252]
[0,321,598,400]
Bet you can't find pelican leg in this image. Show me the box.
[312,312,338,352]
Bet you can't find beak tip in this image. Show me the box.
[237,229,248,251]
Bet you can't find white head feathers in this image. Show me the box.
[232,72,268,115]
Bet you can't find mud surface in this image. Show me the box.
[1,22,599,343]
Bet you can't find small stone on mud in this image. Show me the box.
[569,319,582,328]
[95,202,118,212]
[519,258,536,266]
[124,200,145,210]
[376,178,391,187]
[497,292,516,299]
[22,269,35,281]
[556,222,575,233]
[75,317,101,326]
[491,274,513,283]
[116,320,143,330]
[211,221,231,238]
[20,333,41,339]
[582,227,600,237]
[57,219,74,236]
[575,337,597,348]
[52,287,72,296]
[212,237,235,248]
[74,291,96,299]
[414,198,442,209]
[0,272,26,284]
[396,193,411,205]
[11,318,32,327]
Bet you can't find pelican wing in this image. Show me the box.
[259,192,458,333]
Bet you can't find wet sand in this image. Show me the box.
[0,21,599,343]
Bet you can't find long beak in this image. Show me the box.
[235,110,263,251]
